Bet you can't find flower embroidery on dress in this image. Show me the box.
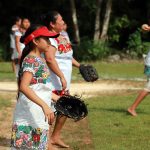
[55,36,72,54]
[11,124,48,149]
[20,55,51,85]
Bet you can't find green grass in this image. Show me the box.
[0,62,15,81]
[72,61,145,81]
[86,93,150,150]
[0,95,12,109]
[0,61,145,81]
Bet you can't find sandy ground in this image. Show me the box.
[0,79,145,95]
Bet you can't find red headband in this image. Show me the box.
[24,26,59,45]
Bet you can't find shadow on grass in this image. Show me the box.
[91,107,149,116]
[0,137,10,147]
[90,107,126,113]
[101,108,126,113]
[0,71,12,73]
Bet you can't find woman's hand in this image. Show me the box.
[142,24,150,31]
[52,93,60,102]
[60,76,67,90]
[42,104,55,125]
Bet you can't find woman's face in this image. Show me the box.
[51,14,64,33]
[22,19,30,30]
[36,37,51,52]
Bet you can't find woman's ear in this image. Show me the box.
[32,38,39,46]
[50,22,55,28]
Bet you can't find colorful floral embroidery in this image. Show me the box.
[11,124,48,150]
[20,55,51,85]
[55,37,72,54]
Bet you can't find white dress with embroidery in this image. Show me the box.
[11,55,54,150]
[49,35,73,91]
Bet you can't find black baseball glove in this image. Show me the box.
[54,95,88,121]
[79,64,99,82]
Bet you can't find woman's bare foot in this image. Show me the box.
[48,141,59,150]
[127,108,137,116]
[51,138,69,148]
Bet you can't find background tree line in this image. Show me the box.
[0,0,150,61]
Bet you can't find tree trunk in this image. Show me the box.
[100,0,112,40]
[70,0,80,44]
[93,0,103,41]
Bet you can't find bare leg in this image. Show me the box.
[128,90,149,116]
[48,128,58,150]
[50,115,69,148]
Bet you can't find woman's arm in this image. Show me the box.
[52,92,60,102]
[72,57,80,68]
[19,71,55,125]
[45,45,67,90]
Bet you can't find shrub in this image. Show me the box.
[73,37,111,61]
[127,28,150,58]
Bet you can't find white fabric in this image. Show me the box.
[13,56,54,130]
[49,37,73,91]
[15,31,25,52]
[13,84,53,129]
[49,38,58,49]
[60,30,70,42]
[10,31,25,60]
[10,30,17,60]
[144,50,150,66]
[144,77,150,91]
[10,33,16,49]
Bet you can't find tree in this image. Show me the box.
[94,0,103,41]
[70,0,80,44]
[100,0,112,40]
[93,0,112,41]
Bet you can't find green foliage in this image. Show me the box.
[109,15,130,43]
[127,29,150,58]
[75,38,111,61]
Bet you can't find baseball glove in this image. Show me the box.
[54,95,88,121]
[79,64,99,82]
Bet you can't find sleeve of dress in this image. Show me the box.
[15,31,22,37]
[22,57,36,75]
[49,38,58,49]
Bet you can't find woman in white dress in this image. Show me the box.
[10,16,22,74]
[41,11,81,148]
[14,18,31,77]
[11,24,60,150]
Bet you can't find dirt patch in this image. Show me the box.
[0,93,16,150]
[70,80,145,98]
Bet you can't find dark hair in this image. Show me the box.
[18,24,42,88]
[12,16,21,24]
[40,11,60,28]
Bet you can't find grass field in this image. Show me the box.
[86,92,150,150]
[1,91,150,150]
[0,62,16,81]
[0,60,145,81]
[0,61,149,150]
